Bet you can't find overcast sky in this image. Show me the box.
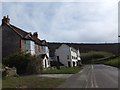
[0,0,119,43]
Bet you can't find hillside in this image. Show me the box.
[47,42,120,55]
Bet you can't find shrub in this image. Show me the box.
[26,56,43,74]
[2,51,43,74]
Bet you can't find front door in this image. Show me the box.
[73,61,75,67]
[68,61,71,67]
[45,59,47,68]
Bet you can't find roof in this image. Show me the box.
[50,61,64,66]
[57,44,77,52]
[40,54,48,59]
[1,20,47,46]
[10,24,29,38]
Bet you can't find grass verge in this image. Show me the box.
[2,75,65,88]
[81,51,113,64]
[104,56,120,68]
[42,66,82,74]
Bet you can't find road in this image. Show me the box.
[58,64,119,88]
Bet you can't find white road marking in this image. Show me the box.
[92,65,94,70]
[93,71,98,88]
[91,65,98,88]
[91,80,94,87]
[78,70,83,73]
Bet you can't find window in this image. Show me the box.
[72,56,74,59]
[42,46,49,54]
[31,41,35,51]
[45,46,49,53]
[38,46,40,52]
[57,56,60,62]
[25,40,30,51]
[25,40,35,55]
[67,55,69,59]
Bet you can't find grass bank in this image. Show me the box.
[2,75,65,88]
[81,51,113,64]
[104,56,120,68]
[42,66,82,74]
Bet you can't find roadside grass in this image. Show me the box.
[42,66,82,74]
[104,56,120,68]
[2,75,65,88]
[81,51,113,64]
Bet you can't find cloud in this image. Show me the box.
[49,2,118,43]
[1,1,119,43]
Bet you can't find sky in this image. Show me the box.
[0,0,119,43]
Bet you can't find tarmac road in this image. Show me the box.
[58,64,119,88]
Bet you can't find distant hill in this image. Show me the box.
[47,42,120,56]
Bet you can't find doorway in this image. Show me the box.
[68,61,71,67]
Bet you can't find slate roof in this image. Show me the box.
[10,24,29,38]
[50,61,64,66]
[40,54,48,59]
[2,19,47,46]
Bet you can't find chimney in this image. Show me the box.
[2,15,10,25]
[33,32,38,39]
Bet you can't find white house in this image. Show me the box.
[55,44,81,67]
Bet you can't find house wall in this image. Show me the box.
[35,44,40,55]
[55,44,71,67]
[55,44,81,67]
[35,45,50,68]
[40,46,49,59]
[0,26,2,62]
[2,24,21,58]
[77,50,81,60]
[40,46,49,54]
[70,48,78,67]
[20,39,25,51]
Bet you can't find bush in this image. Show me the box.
[26,56,43,74]
[2,51,43,74]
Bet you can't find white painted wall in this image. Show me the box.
[77,49,81,60]
[55,44,71,67]
[55,44,81,67]
[70,48,78,67]
[0,26,2,64]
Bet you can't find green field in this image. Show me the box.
[2,75,65,88]
[42,66,82,74]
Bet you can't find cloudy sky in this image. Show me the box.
[0,0,119,43]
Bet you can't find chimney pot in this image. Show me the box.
[2,15,10,25]
[33,32,38,39]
